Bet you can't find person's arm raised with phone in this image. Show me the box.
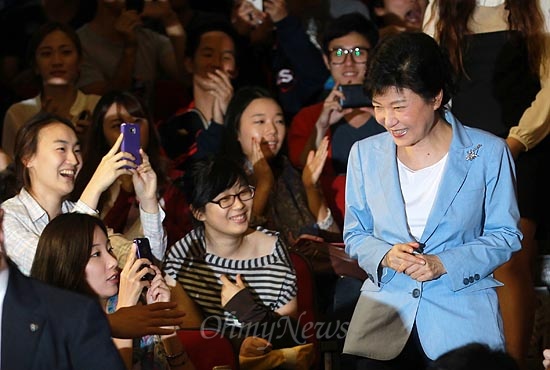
[79,133,135,211]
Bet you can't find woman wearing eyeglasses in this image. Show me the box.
[163,155,312,368]
[288,12,385,228]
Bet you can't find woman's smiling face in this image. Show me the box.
[237,97,286,162]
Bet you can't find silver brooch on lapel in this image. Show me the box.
[466,144,482,161]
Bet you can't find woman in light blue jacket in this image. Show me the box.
[343,32,522,369]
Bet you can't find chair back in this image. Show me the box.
[177,328,239,370]
[289,250,319,343]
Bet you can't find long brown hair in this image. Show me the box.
[434,0,546,76]
[31,213,109,298]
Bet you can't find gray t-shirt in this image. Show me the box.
[77,24,173,103]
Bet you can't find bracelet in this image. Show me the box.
[317,207,334,230]
[166,351,187,366]
[165,351,186,360]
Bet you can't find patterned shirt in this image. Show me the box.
[1,188,166,275]
[164,227,297,327]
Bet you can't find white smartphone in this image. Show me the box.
[247,0,263,11]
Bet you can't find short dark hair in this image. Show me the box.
[31,213,109,298]
[321,12,379,53]
[429,343,520,370]
[365,31,455,109]
[182,155,249,219]
[14,112,76,191]
[184,20,237,59]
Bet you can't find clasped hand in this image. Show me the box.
[382,242,446,282]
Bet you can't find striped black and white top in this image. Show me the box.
[163,227,297,327]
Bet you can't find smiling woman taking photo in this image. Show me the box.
[31,213,195,370]
[0,112,165,275]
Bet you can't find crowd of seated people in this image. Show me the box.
[0,0,549,369]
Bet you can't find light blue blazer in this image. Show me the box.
[342,111,522,360]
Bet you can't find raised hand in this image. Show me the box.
[302,136,329,188]
[132,149,158,213]
[146,265,171,304]
[317,85,352,127]
[115,10,142,45]
[250,137,274,184]
[79,133,134,209]
[116,243,155,309]
[264,0,288,23]
[208,69,234,124]
[220,274,246,307]
[231,0,267,35]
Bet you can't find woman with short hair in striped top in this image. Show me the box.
[163,155,310,367]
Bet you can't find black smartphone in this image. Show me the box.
[135,237,155,281]
[120,122,142,167]
[412,243,425,255]
[339,84,372,108]
[125,0,145,13]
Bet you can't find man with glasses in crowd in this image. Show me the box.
[288,12,383,229]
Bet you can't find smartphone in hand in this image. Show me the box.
[247,0,263,11]
[121,122,142,168]
[135,237,155,281]
[412,243,425,255]
[338,84,372,108]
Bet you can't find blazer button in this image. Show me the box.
[474,274,480,280]
[463,278,470,285]
[469,276,474,283]
[412,288,421,298]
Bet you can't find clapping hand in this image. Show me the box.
[302,136,329,188]
[194,69,234,124]
[250,137,275,189]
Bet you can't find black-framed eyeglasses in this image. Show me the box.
[209,186,255,209]
[328,47,370,64]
